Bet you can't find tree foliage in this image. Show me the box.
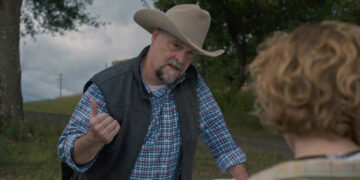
[21,0,105,37]
[145,0,360,90]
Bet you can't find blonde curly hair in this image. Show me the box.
[249,21,360,144]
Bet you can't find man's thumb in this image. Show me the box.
[90,98,98,119]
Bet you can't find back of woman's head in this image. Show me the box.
[249,21,360,144]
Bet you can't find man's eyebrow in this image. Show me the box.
[174,39,195,51]
[173,39,183,44]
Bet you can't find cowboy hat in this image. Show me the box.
[133,4,224,57]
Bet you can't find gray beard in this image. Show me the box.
[155,59,184,85]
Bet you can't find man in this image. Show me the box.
[247,21,360,179]
[58,4,248,180]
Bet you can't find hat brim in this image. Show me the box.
[134,9,224,57]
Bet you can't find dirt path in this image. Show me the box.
[25,111,292,158]
[25,111,70,126]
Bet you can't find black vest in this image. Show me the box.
[80,47,199,179]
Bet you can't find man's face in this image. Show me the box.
[149,29,197,85]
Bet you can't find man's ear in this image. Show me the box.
[151,29,161,43]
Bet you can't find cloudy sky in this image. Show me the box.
[21,0,154,102]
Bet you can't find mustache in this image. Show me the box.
[164,59,184,72]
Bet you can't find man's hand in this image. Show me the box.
[72,98,120,165]
[228,163,249,180]
[88,98,120,145]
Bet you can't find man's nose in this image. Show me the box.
[174,51,186,64]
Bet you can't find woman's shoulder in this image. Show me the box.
[248,158,360,180]
[247,161,294,180]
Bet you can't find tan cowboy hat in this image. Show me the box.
[133,4,224,57]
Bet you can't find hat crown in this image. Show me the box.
[134,4,224,57]
[165,4,210,47]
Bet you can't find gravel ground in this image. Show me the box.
[25,111,292,158]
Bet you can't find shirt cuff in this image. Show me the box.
[64,134,97,172]
[216,148,246,173]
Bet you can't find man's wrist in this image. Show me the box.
[228,163,249,180]
[72,133,103,165]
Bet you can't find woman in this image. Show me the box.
[248,21,360,180]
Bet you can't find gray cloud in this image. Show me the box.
[21,0,153,102]
[87,0,152,25]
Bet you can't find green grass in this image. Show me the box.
[24,94,82,115]
[214,89,282,139]
[0,123,288,179]
[0,123,65,180]
[192,145,288,180]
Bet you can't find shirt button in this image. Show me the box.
[164,115,168,118]
[161,165,166,168]
[164,139,169,143]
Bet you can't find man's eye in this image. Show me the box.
[187,51,195,56]
[172,43,179,49]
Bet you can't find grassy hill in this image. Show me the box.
[24,94,82,115]
[23,92,281,138]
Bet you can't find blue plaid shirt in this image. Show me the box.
[58,72,246,179]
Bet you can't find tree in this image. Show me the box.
[0,0,103,134]
[146,0,360,90]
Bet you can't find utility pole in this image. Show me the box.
[58,73,63,97]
